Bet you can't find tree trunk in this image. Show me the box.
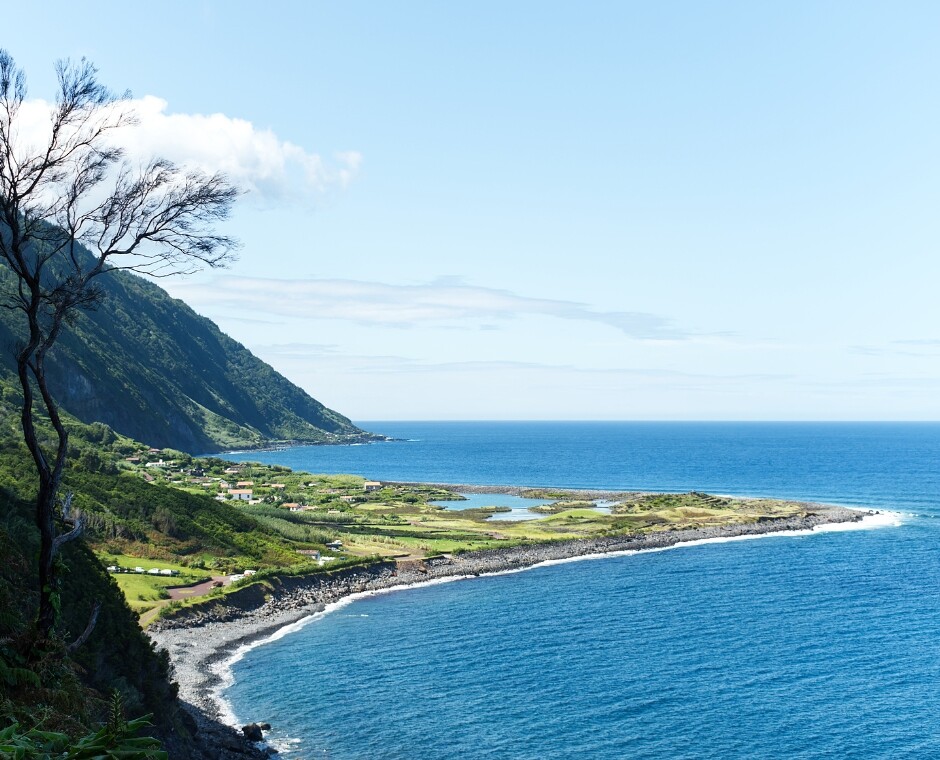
[18,325,70,642]
[35,479,58,640]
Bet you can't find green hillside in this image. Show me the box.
[0,259,376,453]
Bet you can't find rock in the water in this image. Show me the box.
[258,722,271,731]
[242,723,264,742]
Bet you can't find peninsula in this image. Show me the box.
[132,460,869,755]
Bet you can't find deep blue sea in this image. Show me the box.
[222,422,940,759]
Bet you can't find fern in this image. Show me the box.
[0,659,40,688]
[0,634,39,689]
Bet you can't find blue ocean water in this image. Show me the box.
[223,422,940,758]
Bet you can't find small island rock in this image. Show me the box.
[242,723,265,742]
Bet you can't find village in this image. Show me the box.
[125,447,390,510]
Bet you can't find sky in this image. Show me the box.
[5,1,940,421]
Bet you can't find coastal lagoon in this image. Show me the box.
[223,422,939,758]
[429,492,551,521]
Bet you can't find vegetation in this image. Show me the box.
[0,692,166,758]
[0,470,189,750]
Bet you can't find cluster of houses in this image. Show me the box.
[106,565,180,576]
[211,478,385,508]
[127,453,388,514]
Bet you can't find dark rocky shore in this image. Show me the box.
[149,504,869,757]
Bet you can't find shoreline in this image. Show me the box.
[148,504,887,756]
[393,481,884,509]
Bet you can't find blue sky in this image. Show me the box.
[7,2,940,420]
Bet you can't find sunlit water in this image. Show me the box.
[222,423,940,758]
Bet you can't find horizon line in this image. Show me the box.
[354,419,940,424]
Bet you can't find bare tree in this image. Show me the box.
[0,50,239,644]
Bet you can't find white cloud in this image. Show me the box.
[170,275,689,339]
[15,96,360,202]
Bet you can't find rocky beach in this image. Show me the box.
[148,503,869,757]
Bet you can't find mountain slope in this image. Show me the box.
[0,262,373,453]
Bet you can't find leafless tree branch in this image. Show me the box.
[66,601,101,654]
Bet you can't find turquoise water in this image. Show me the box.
[428,492,552,521]
[223,423,940,758]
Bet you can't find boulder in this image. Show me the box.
[241,723,264,742]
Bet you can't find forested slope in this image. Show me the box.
[0,257,374,453]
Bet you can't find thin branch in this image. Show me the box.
[66,601,101,654]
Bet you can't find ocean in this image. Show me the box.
[221,422,940,758]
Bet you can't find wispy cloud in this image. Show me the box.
[253,342,793,382]
[850,339,940,358]
[892,339,940,348]
[16,96,360,202]
[173,275,689,339]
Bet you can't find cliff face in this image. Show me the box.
[0,261,371,452]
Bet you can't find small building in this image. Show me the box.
[326,540,343,550]
[236,480,254,487]
[224,467,242,475]
[228,489,253,501]
[363,481,382,492]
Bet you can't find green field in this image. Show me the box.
[99,554,211,613]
